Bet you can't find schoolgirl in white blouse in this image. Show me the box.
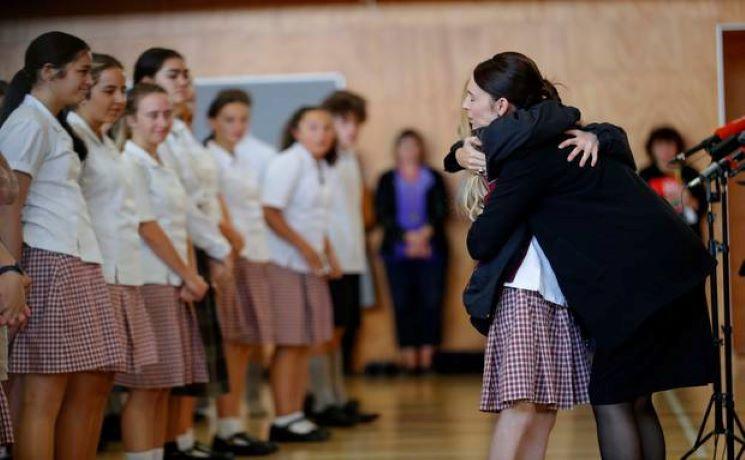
[262,106,342,443]
[0,32,125,459]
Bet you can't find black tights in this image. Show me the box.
[592,395,665,460]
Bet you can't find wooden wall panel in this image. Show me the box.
[722,30,745,354]
[1,0,744,367]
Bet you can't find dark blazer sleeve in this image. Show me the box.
[481,101,581,163]
[584,123,637,170]
[467,151,550,261]
[443,140,465,173]
[374,171,404,242]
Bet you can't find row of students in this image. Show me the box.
[0,30,381,459]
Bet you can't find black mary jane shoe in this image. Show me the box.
[269,422,331,443]
[312,405,358,427]
[343,399,380,424]
[212,432,279,456]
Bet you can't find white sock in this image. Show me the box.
[273,411,304,427]
[124,451,152,460]
[330,349,348,405]
[309,355,335,412]
[176,429,195,451]
[216,417,244,440]
[286,417,318,435]
[151,448,164,460]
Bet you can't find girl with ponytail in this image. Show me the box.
[0,31,126,459]
[459,51,714,459]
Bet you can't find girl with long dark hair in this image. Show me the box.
[0,31,126,459]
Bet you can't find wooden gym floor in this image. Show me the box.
[98,357,745,459]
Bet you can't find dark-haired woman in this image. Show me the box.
[205,89,279,455]
[461,51,714,460]
[375,129,448,373]
[262,107,341,443]
[133,48,238,459]
[68,53,160,458]
[639,126,705,236]
[0,32,126,459]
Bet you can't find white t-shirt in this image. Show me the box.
[158,140,231,261]
[69,112,148,285]
[235,135,277,185]
[327,149,367,273]
[207,141,270,262]
[262,142,331,273]
[124,140,229,285]
[0,95,102,263]
[162,118,222,223]
[504,237,567,306]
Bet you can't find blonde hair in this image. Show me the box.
[456,80,488,222]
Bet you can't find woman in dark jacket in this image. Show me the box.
[460,52,715,460]
[375,129,448,373]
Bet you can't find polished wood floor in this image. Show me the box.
[98,358,745,459]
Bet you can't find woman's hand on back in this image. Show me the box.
[456,137,487,173]
[560,129,599,167]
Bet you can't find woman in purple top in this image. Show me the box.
[375,129,448,373]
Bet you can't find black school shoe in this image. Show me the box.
[343,400,380,423]
[164,440,235,460]
[212,433,278,456]
[269,422,331,443]
[312,405,359,427]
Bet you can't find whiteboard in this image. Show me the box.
[192,72,346,149]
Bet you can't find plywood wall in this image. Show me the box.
[2,0,744,367]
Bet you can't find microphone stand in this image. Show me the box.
[682,157,745,460]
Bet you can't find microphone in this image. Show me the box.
[688,146,745,188]
[708,131,745,160]
[673,115,745,162]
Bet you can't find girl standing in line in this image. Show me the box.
[262,107,341,443]
[133,48,237,459]
[68,53,160,458]
[117,83,215,460]
[0,32,126,460]
[205,88,279,456]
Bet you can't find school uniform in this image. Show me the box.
[465,100,715,404]
[480,236,591,413]
[116,140,216,389]
[68,112,158,376]
[262,142,334,346]
[207,140,273,344]
[236,134,277,185]
[326,150,367,330]
[0,95,125,381]
[161,118,232,395]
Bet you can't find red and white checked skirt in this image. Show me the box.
[0,386,12,445]
[217,259,274,345]
[10,247,125,374]
[108,285,158,376]
[480,287,591,413]
[116,285,208,389]
[265,264,333,346]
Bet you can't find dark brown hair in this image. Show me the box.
[321,90,367,123]
[645,126,686,163]
[204,88,252,144]
[133,47,183,84]
[473,51,560,109]
[280,106,337,164]
[0,31,90,159]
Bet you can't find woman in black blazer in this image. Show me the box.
[375,129,448,373]
[460,52,714,460]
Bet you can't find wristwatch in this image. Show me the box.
[0,263,25,277]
